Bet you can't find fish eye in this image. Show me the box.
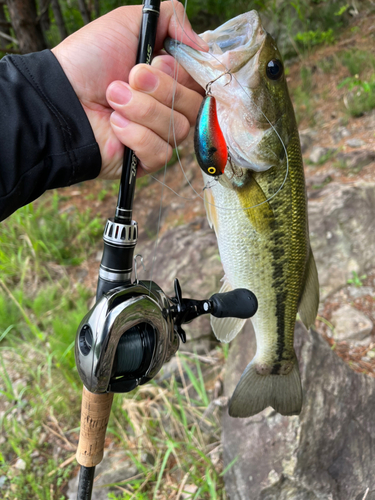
[266,59,283,80]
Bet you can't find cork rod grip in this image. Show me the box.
[76,386,114,467]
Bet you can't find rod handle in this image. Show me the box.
[76,387,114,467]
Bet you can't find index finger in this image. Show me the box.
[151,54,204,94]
[156,1,209,53]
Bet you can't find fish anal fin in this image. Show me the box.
[298,247,320,329]
[229,356,302,418]
[210,281,246,343]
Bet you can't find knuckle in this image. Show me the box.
[157,144,173,166]
[133,127,150,151]
[174,116,191,142]
[138,98,158,122]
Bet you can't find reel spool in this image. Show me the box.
[75,278,258,395]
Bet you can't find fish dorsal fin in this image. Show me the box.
[298,247,320,329]
[211,280,247,343]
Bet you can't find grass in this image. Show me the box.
[0,189,228,499]
[338,49,375,77]
[290,66,317,125]
[107,350,227,499]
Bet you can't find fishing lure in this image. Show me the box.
[194,91,228,177]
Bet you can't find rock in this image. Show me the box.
[67,449,138,500]
[309,146,336,164]
[336,150,375,170]
[346,138,365,148]
[308,182,375,298]
[181,484,198,499]
[330,304,373,341]
[222,321,375,500]
[347,286,375,300]
[0,476,6,488]
[331,126,351,143]
[136,218,222,351]
[299,128,316,153]
[14,459,26,471]
[306,173,332,191]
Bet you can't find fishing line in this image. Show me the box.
[147,1,188,286]
[150,174,201,200]
[166,0,290,212]
[147,0,290,283]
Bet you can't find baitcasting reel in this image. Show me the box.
[75,277,258,395]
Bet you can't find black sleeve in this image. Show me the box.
[0,49,102,221]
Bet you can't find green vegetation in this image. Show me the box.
[347,271,367,288]
[0,191,101,497]
[0,190,228,498]
[290,65,316,125]
[334,48,375,117]
[294,28,335,50]
[338,49,375,76]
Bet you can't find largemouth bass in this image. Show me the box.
[165,11,319,418]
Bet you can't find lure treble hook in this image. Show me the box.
[205,69,232,96]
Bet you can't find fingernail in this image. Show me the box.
[111,112,130,128]
[134,66,159,92]
[192,31,209,51]
[108,82,132,105]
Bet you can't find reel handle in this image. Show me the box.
[210,288,258,319]
[76,387,114,467]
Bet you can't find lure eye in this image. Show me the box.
[266,59,283,80]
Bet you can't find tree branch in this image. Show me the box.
[0,29,18,44]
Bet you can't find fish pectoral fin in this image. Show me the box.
[229,357,302,418]
[298,247,320,329]
[218,174,234,190]
[236,176,274,232]
[204,188,217,230]
[210,281,246,343]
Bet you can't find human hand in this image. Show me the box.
[52,1,207,179]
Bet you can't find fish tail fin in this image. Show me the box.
[228,356,302,418]
[210,280,246,343]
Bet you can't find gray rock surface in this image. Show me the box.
[222,321,375,500]
[330,304,373,341]
[347,286,375,300]
[308,182,375,298]
[299,128,316,153]
[331,126,351,143]
[309,146,336,164]
[136,217,222,351]
[67,449,138,500]
[336,150,375,170]
[346,138,365,148]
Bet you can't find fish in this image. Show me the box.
[164,11,319,418]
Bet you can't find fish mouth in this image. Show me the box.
[164,11,265,91]
[164,12,276,173]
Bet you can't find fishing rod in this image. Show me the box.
[73,2,258,498]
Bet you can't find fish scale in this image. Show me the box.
[164,10,319,417]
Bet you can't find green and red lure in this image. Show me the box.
[194,93,228,177]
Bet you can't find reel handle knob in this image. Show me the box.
[209,288,258,319]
